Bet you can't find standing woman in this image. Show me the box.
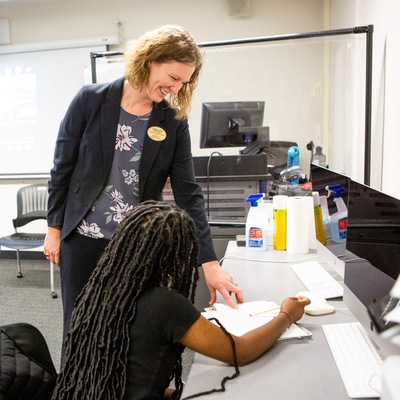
[44,25,243,355]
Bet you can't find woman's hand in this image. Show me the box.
[43,226,61,266]
[202,260,244,309]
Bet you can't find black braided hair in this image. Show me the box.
[51,200,200,399]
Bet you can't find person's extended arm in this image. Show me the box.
[180,296,310,366]
[167,116,244,309]
[202,260,244,309]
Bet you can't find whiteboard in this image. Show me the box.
[0,45,106,176]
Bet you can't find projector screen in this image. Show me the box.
[0,45,106,176]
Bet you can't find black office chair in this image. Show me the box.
[0,323,57,399]
[0,184,57,298]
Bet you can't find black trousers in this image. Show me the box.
[59,232,109,362]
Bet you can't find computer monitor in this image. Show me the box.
[199,101,269,154]
[311,163,400,356]
[344,178,400,357]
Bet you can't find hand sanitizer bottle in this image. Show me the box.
[313,146,326,167]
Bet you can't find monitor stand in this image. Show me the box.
[316,240,345,278]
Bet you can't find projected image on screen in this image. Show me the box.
[0,45,106,176]
[0,69,37,156]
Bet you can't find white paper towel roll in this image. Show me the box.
[286,196,313,254]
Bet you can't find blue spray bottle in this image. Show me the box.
[287,145,300,168]
[326,184,347,243]
[286,146,300,185]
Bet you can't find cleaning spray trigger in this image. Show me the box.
[246,193,264,206]
[325,184,344,199]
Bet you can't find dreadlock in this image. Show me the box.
[52,200,200,400]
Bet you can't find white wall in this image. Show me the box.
[0,0,326,240]
[0,0,324,48]
[330,0,400,198]
[1,0,399,240]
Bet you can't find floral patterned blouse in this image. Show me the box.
[76,108,150,240]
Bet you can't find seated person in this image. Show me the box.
[52,200,310,400]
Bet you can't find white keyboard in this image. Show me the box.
[323,322,382,399]
[290,261,343,299]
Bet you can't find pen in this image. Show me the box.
[250,306,280,317]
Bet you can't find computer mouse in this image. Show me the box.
[296,291,326,304]
[304,303,335,316]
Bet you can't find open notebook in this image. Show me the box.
[203,300,312,340]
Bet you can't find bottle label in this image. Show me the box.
[338,217,347,239]
[248,227,263,248]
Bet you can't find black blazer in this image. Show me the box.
[47,77,216,263]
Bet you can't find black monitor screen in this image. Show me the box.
[344,178,400,356]
[346,179,400,281]
[311,164,400,356]
[199,101,267,150]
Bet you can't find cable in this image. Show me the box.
[218,253,320,266]
[206,152,223,218]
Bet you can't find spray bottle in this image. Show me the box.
[286,145,300,185]
[326,184,347,243]
[245,193,270,251]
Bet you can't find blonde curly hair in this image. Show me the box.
[124,25,203,119]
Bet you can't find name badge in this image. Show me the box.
[147,126,167,142]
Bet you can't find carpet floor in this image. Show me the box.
[0,258,63,371]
